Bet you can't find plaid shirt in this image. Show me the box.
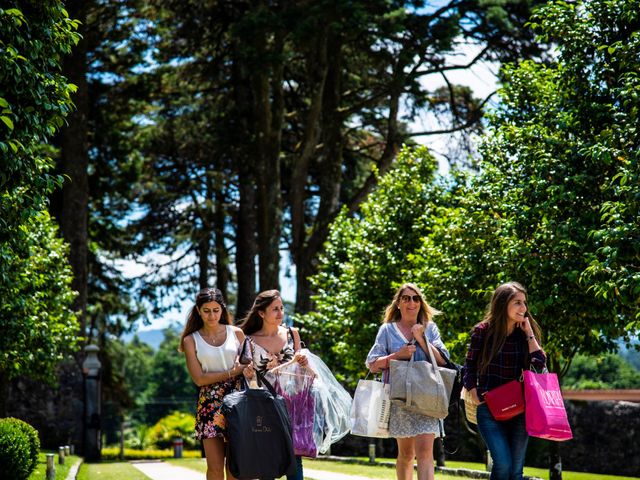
[463,322,546,397]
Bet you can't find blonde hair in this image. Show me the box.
[382,283,440,324]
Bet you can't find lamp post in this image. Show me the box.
[82,344,102,461]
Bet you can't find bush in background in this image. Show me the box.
[148,411,197,449]
[0,417,40,479]
[124,423,151,450]
[101,447,201,460]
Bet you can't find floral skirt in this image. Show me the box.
[389,401,443,438]
[195,377,241,440]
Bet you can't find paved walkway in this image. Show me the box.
[131,461,205,480]
[65,459,82,480]
[129,461,377,480]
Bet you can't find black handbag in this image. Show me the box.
[221,371,296,479]
[444,360,464,407]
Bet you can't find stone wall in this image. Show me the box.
[527,400,640,477]
[332,400,640,477]
[6,359,84,452]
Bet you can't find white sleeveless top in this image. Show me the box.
[193,326,239,373]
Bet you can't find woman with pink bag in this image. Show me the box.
[462,282,546,480]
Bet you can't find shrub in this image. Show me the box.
[124,423,151,450]
[101,447,202,460]
[0,417,40,479]
[148,411,197,449]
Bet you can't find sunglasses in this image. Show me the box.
[400,294,421,303]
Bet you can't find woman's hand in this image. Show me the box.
[294,351,308,367]
[411,323,425,341]
[243,363,256,380]
[266,353,279,370]
[515,313,534,336]
[395,343,417,360]
[470,387,483,405]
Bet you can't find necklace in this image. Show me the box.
[200,326,226,343]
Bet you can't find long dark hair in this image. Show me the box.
[179,287,229,352]
[478,282,542,374]
[237,289,281,336]
[383,283,440,324]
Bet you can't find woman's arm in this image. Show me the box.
[462,325,484,402]
[183,335,244,386]
[418,322,448,366]
[290,327,309,367]
[232,326,246,345]
[366,324,415,373]
[518,316,546,370]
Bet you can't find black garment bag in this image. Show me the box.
[222,370,296,479]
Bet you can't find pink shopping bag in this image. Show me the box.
[523,370,573,441]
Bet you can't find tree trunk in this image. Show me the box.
[231,43,257,319]
[295,260,314,315]
[59,0,89,342]
[197,232,210,292]
[214,186,229,298]
[290,29,329,312]
[252,31,284,292]
[0,369,8,417]
[235,174,257,319]
[293,31,342,314]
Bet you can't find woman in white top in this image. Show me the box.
[180,287,248,480]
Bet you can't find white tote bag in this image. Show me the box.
[349,375,391,438]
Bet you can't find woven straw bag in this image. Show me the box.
[461,387,478,425]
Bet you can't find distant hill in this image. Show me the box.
[619,339,640,370]
[122,328,174,350]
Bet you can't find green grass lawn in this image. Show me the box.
[443,460,638,480]
[50,455,638,480]
[76,461,149,480]
[29,451,81,480]
[169,456,640,480]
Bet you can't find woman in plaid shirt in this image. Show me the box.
[463,282,546,480]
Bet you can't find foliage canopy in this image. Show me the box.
[302,0,640,384]
[0,1,80,400]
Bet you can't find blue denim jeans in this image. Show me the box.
[476,403,529,480]
[286,455,303,480]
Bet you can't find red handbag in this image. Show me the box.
[484,379,525,421]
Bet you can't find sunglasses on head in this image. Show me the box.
[400,294,421,303]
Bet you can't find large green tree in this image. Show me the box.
[301,146,455,381]
[305,0,640,381]
[469,0,640,372]
[51,0,149,342]
[0,2,80,415]
[303,2,639,476]
[131,0,549,318]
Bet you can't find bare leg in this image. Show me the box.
[203,437,231,480]
[414,434,435,480]
[396,437,416,480]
